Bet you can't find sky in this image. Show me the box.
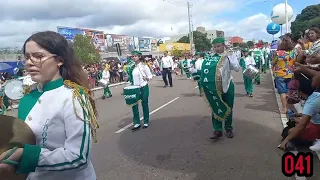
[0,0,319,48]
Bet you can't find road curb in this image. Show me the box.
[270,69,319,180]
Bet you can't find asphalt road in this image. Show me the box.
[7,71,320,180]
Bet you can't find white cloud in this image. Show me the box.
[0,0,296,47]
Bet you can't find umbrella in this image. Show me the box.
[0,63,12,72]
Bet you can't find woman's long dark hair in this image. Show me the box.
[277,36,294,51]
[22,31,98,116]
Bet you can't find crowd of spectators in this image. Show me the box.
[275,27,320,152]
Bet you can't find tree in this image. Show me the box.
[246,41,254,48]
[73,35,100,64]
[177,31,212,52]
[291,4,320,40]
[170,47,184,57]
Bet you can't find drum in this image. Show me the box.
[243,65,259,79]
[0,114,36,180]
[99,79,109,87]
[192,71,200,81]
[4,80,24,100]
[123,86,141,106]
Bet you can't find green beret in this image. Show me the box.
[132,50,142,55]
[242,48,249,52]
[212,37,225,44]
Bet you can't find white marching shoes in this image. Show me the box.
[310,139,320,151]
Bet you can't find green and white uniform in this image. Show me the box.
[194,57,204,95]
[102,69,112,98]
[251,48,264,84]
[239,55,256,94]
[130,62,153,127]
[201,52,240,132]
[183,59,191,79]
[17,78,97,180]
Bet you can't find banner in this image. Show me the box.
[159,43,190,52]
[57,27,85,41]
[105,34,131,54]
[138,38,151,52]
[57,26,105,52]
[151,39,158,52]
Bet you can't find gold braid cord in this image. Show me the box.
[64,80,99,143]
[214,55,231,121]
[0,95,6,115]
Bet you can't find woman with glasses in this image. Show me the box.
[0,31,99,180]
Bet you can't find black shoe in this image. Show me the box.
[225,130,234,138]
[132,125,141,131]
[170,84,173,87]
[210,131,222,139]
[142,125,149,129]
[163,85,167,88]
[102,96,106,99]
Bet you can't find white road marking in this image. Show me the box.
[115,97,180,134]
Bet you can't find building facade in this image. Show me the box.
[166,27,225,43]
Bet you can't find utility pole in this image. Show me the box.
[187,1,193,54]
[285,0,289,33]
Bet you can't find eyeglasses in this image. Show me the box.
[25,52,57,67]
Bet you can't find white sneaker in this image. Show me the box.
[310,139,320,151]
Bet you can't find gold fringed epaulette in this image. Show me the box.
[63,80,99,143]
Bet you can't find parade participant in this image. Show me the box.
[239,48,256,97]
[262,43,270,73]
[101,65,112,99]
[129,50,153,130]
[160,51,174,87]
[194,52,205,96]
[183,55,191,79]
[251,44,265,85]
[178,56,184,76]
[0,31,99,180]
[201,37,240,139]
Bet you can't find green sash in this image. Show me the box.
[127,62,135,85]
[201,54,231,121]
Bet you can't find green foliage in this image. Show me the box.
[73,35,100,64]
[170,47,184,57]
[291,4,320,40]
[177,31,212,52]
[246,41,254,48]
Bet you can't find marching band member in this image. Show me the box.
[130,50,153,130]
[183,56,191,79]
[251,44,265,85]
[101,65,112,99]
[239,48,256,97]
[0,31,99,180]
[200,37,240,139]
[194,52,205,96]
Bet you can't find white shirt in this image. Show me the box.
[161,56,174,68]
[118,64,123,72]
[21,82,96,180]
[243,56,256,69]
[102,70,110,81]
[195,58,204,71]
[132,63,153,87]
